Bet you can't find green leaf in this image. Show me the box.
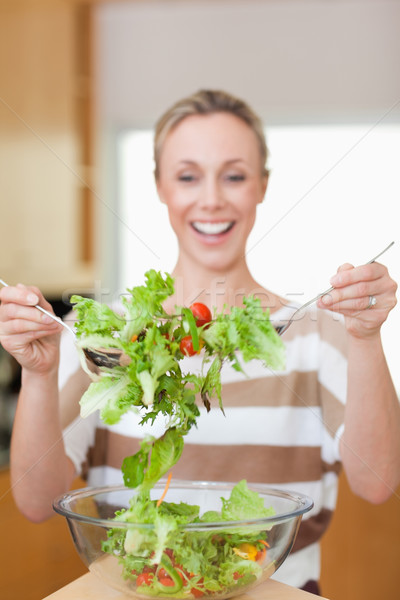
[142,428,184,490]
[79,375,132,422]
[70,295,124,337]
[182,307,199,351]
[201,355,223,414]
[221,480,275,521]
[122,437,153,488]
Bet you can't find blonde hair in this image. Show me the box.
[154,89,269,180]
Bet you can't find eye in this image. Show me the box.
[178,173,197,182]
[225,173,246,182]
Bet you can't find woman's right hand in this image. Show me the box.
[0,283,63,373]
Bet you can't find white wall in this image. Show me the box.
[95,0,400,127]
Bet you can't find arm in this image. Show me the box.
[0,284,76,522]
[318,261,400,504]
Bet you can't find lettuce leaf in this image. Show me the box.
[221,479,275,521]
[79,374,140,424]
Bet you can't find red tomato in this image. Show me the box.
[157,568,168,580]
[136,572,154,587]
[179,335,203,356]
[190,303,212,327]
[190,577,205,597]
[191,588,205,598]
[158,577,175,587]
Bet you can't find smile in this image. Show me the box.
[191,221,235,235]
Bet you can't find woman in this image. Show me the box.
[0,90,399,594]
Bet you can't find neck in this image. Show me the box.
[165,254,273,313]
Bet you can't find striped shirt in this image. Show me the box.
[61,305,347,590]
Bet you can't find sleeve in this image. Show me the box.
[63,412,99,477]
[58,314,81,390]
[58,312,98,477]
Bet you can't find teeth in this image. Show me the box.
[192,221,234,235]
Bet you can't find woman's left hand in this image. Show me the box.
[317,261,398,339]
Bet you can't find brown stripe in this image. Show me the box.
[292,507,333,552]
[84,428,142,474]
[316,309,348,358]
[176,444,338,484]
[85,429,341,484]
[220,371,319,408]
[320,384,345,439]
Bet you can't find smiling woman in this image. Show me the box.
[1,89,399,599]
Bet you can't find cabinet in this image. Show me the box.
[0,0,94,297]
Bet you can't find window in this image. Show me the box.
[117,124,400,390]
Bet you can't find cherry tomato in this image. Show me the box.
[158,577,175,587]
[180,335,203,357]
[190,303,212,327]
[191,588,205,598]
[190,577,205,597]
[136,572,154,587]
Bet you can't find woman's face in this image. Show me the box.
[156,112,268,272]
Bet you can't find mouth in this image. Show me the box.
[191,221,235,235]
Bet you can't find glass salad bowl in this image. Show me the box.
[53,480,313,599]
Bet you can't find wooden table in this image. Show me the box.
[43,572,329,599]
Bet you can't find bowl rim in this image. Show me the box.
[53,480,313,529]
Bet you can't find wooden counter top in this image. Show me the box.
[43,572,329,600]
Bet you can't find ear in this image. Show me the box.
[156,180,166,204]
[258,170,269,203]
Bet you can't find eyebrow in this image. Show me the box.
[177,158,246,166]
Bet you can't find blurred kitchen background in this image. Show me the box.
[0,1,399,599]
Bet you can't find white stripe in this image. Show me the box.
[271,474,339,514]
[87,465,124,487]
[319,339,347,403]
[104,405,325,447]
[187,406,323,446]
[86,469,338,518]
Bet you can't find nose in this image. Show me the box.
[198,176,225,210]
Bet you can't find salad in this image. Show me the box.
[102,480,275,598]
[71,270,285,596]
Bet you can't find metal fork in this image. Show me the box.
[274,241,394,336]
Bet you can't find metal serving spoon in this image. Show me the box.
[0,279,126,369]
[274,241,395,336]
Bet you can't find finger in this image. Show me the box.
[0,316,61,337]
[319,295,385,314]
[329,262,386,289]
[0,284,40,307]
[336,262,354,273]
[25,285,56,314]
[319,278,388,307]
[0,301,57,326]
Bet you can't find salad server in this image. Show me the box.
[275,241,394,336]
